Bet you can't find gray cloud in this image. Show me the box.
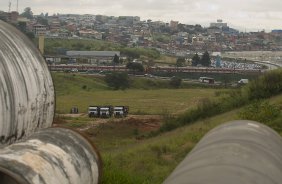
[1,0,282,31]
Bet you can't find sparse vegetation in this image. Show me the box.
[238,101,282,132]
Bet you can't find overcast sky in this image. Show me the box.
[2,0,282,31]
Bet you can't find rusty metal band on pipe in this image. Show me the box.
[0,20,55,145]
[163,120,282,184]
[0,127,102,184]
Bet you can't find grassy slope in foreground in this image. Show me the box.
[101,94,282,184]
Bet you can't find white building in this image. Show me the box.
[210,19,228,28]
[80,14,96,21]
[33,24,47,36]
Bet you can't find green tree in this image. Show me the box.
[200,51,211,67]
[37,17,49,26]
[112,54,120,71]
[21,7,33,20]
[176,57,185,67]
[17,21,27,33]
[113,54,120,65]
[105,72,130,90]
[170,77,182,88]
[192,53,200,66]
[126,62,144,72]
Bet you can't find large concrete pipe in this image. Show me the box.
[0,20,54,145]
[0,127,101,184]
[164,120,282,184]
[0,20,102,184]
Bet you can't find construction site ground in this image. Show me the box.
[54,113,161,131]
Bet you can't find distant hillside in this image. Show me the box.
[43,38,160,59]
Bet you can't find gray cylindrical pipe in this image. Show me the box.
[0,20,102,184]
[0,20,54,145]
[0,127,102,184]
[164,120,282,184]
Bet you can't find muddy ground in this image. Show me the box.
[53,114,162,132]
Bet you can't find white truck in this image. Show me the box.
[113,106,129,118]
[88,105,128,118]
[88,106,100,117]
[99,106,113,118]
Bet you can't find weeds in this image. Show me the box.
[238,101,281,130]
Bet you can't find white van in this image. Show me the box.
[238,79,249,84]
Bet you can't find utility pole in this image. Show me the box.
[8,1,11,12]
[17,0,19,12]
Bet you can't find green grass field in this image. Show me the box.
[52,72,282,184]
[53,72,224,114]
[155,55,177,65]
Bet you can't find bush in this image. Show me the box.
[238,101,280,124]
[246,69,282,100]
[270,115,282,134]
[105,72,130,90]
[160,118,180,132]
[161,98,222,132]
[126,62,144,72]
[82,85,87,90]
[169,77,182,88]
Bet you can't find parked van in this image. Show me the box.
[238,79,249,84]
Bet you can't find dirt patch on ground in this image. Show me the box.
[59,113,86,118]
[112,115,162,131]
[54,114,162,132]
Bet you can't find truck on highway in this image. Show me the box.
[113,106,129,118]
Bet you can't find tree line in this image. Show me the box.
[191,51,211,67]
[175,51,211,67]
